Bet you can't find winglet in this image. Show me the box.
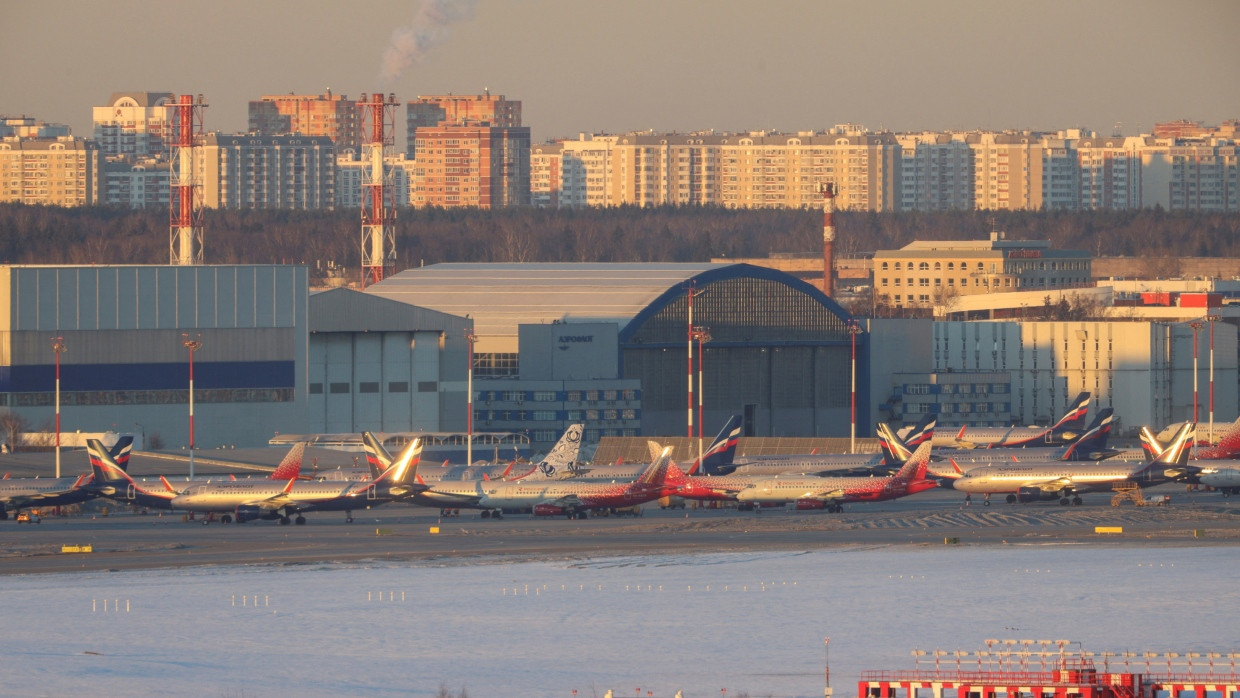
[159,475,176,493]
[281,477,296,494]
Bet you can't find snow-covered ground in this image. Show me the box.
[2,545,1235,698]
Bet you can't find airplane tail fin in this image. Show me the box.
[87,439,133,486]
[373,437,422,486]
[889,442,932,486]
[361,431,394,472]
[1050,392,1092,435]
[694,415,742,476]
[878,414,934,466]
[1058,408,1114,461]
[522,423,584,481]
[108,435,134,471]
[635,446,674,488]
[268,442,307,480]
[900,413,937,451]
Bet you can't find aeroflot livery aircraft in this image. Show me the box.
[950,422,1198,506]
[0,436,132,519]
[909,391,1093,449]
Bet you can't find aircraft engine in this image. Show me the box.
[235,504,278,522]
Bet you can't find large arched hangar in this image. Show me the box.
[619,263,865,438]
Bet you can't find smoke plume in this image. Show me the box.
[378,0,477,85]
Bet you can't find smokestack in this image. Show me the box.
[822,183,836,296]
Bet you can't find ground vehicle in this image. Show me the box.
[16,510,41,524]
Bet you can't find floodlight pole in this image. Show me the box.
[1189,320,1203,424]
[1207,314,1218,443]
[51,337,65,478]
[183,333,202,479]
[466,329,476,466]
[848,321,863,453]
[691,326,712,461]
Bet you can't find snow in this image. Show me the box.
[1,546,1235,698]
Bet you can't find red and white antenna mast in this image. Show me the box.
[821,182,837,297]
[358,92,398,288]
[170,94,207,265]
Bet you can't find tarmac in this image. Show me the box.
[4,485,1239,576]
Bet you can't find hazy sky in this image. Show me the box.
[3,0,1237,144]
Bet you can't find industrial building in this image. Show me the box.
[365,262,865,449]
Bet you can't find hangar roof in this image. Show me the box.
[366,263,731,351]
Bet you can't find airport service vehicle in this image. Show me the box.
[905,391,1092,449]
[476,445,682,519]
[169,438,424,524]
[15,510,40,524]
[87,440,308,512]
[0,436,133,520]
[950,422,1198,506]
[733,442,936,512]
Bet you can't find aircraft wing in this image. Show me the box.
[1019,477,1076,494]
[797,488,846,503]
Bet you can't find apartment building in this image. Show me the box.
[405,91,521,158]
[530,141,562,207]
[335,150,412,209]
[92,92,177,158]
[197,133,335,210]
[0,136,100,206]
[103,157,169,208]
[896,132,974,211]
[248,91,363,152]
[1,117,71,139]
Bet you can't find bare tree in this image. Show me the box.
[0,411,28,453]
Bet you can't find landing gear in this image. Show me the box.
[0,509,8,520]
[983,493,991,507]
[827,503,843,513]
[345,515,354,523]
[1073,496,1082,506]
[1060,497,1071,506]
[295,515,306,525]
[279,515,291,525]
[1005,494,1017,505]
[220,514,233,524]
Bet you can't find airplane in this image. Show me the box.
[474,445,683,519]
[362,424,584,483]
[732,442,936,512]
[0,436,134,520]
[906,391,1092,449]
[927,408,1118,478]
[717,415,930,478]
[87,440,309,512]
[1199,467,1240,496]
[364,424,586,518]
[168,438,424,524]
[572,415,742,481]
[949,422,1198,506]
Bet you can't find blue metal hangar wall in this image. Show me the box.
[0,265,308,450]
[366,262,865,442]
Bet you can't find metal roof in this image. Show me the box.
[365,263,734,352]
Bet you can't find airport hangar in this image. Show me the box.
[0,262,864,457]
[363,262,867,452]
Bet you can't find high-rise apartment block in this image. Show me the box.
[406,92,530,208]
[92,92,177,158]
[534,122,1238,213]
[248,91,363,152]
[197,133,335,210]
[0,136,100,206]
[1,117,71,139]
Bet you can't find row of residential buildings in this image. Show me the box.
[2,91,1236,211]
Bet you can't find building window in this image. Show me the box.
[388,381,409,393]
[359,382,380,393]
[309,383,324,394]
[329,383,350,394]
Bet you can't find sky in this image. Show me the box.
[3,0,1238,145]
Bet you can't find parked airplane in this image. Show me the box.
[363,424,584,483]
[1141,416,1240,461]
[1199,467,1240,495]
[927,408,1118,478]
[87,440,309,512]
[168,438,424,524]
[573,416,742,481]
[950,422,1198,506]
[732,442,936,512]
[718,415,930,478]
[364,424,586,517]
[906,392,1092,449]
[475,445,682,519]
[0,436,134,520]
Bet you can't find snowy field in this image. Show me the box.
[2,545,1235,698]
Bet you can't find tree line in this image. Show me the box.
[1,203,1237,284]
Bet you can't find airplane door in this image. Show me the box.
[127,484,136,501]
[367,486,377,501]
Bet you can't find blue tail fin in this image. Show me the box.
[1050,392,1092,436]
[108,435,134,472]
[1058,408,1114,461]
[696,415,743,476]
